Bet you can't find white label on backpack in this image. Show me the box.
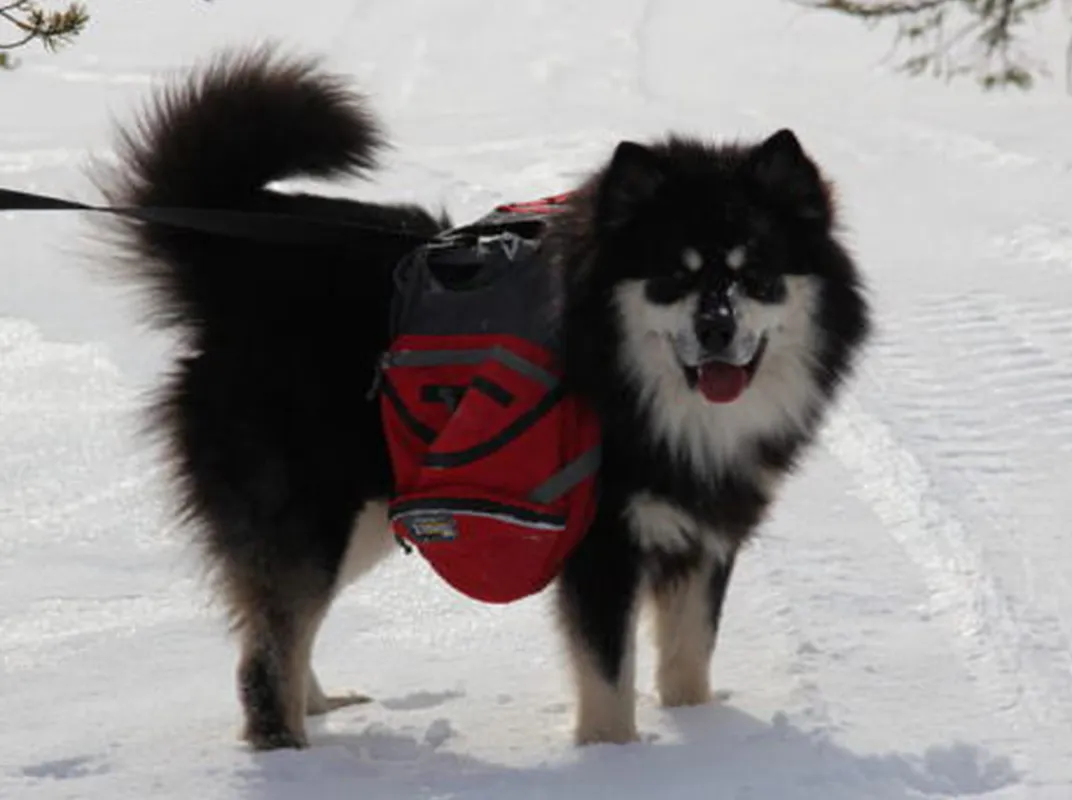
[403,513,459,542]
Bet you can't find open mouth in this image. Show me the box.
[683,336,768,404]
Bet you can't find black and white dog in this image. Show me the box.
[95,46,870,750]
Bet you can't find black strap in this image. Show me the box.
[0,187,435,246]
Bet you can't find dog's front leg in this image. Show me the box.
[650,550,736,707]
[555,522,642,746]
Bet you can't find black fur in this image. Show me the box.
[546,131,869,699]
[95,47,447,748]
[96,45,870,750]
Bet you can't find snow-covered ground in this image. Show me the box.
[4,0,1072,797]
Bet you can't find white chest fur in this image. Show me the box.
[625,492,736,564]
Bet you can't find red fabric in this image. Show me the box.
[494,192,573,215]
[380,332,599,604]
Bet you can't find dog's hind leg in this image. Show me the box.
[305,670,371,715]
[286,599,372,718]
[650,551,737,708]
[209,494,389,749]
[166,353,397,749]
[232,502,396,746]
[231,565,335,750]
[304,501,396,717]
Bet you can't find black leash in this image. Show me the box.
[0,187,436,246]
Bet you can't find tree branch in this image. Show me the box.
[0,1,88,54]
[797,0,1057,91]
[793,0,950,18]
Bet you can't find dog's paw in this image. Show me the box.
[574,724,640,746]
[306,691,373,717]
[242,724,309,751]
[657,670,714,708]
[658,685,711,708]
[660,684,733,710]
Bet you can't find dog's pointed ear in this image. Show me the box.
[749,129,831,225]
[597,140,665,230]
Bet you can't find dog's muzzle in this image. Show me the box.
[673,294,769,403]
[680,336,768,403]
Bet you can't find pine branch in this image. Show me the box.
[797,0,950,18]
[1,1,88,53]
[795,0,1056,90]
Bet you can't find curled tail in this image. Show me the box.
[95,45,416,330]
[107,45,384,208]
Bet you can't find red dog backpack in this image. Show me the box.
[372,194,601,604]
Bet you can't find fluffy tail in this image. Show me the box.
[107,45,383,208]
[95,45,399,330]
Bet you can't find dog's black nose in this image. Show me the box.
[696,306,736,353]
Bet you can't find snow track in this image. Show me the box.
[834,290,1072,790]
[3,0,1072,797]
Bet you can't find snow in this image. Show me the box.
[3,0,1072,797]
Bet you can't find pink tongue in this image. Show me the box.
[697,363,748,403]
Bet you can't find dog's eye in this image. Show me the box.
[740,269,786,303]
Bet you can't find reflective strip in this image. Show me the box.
[390,497,567,529]
[528,445,601,505]
[393,509,565,533]
[387,346,557,389]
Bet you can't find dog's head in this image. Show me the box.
[556,129,868,454]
